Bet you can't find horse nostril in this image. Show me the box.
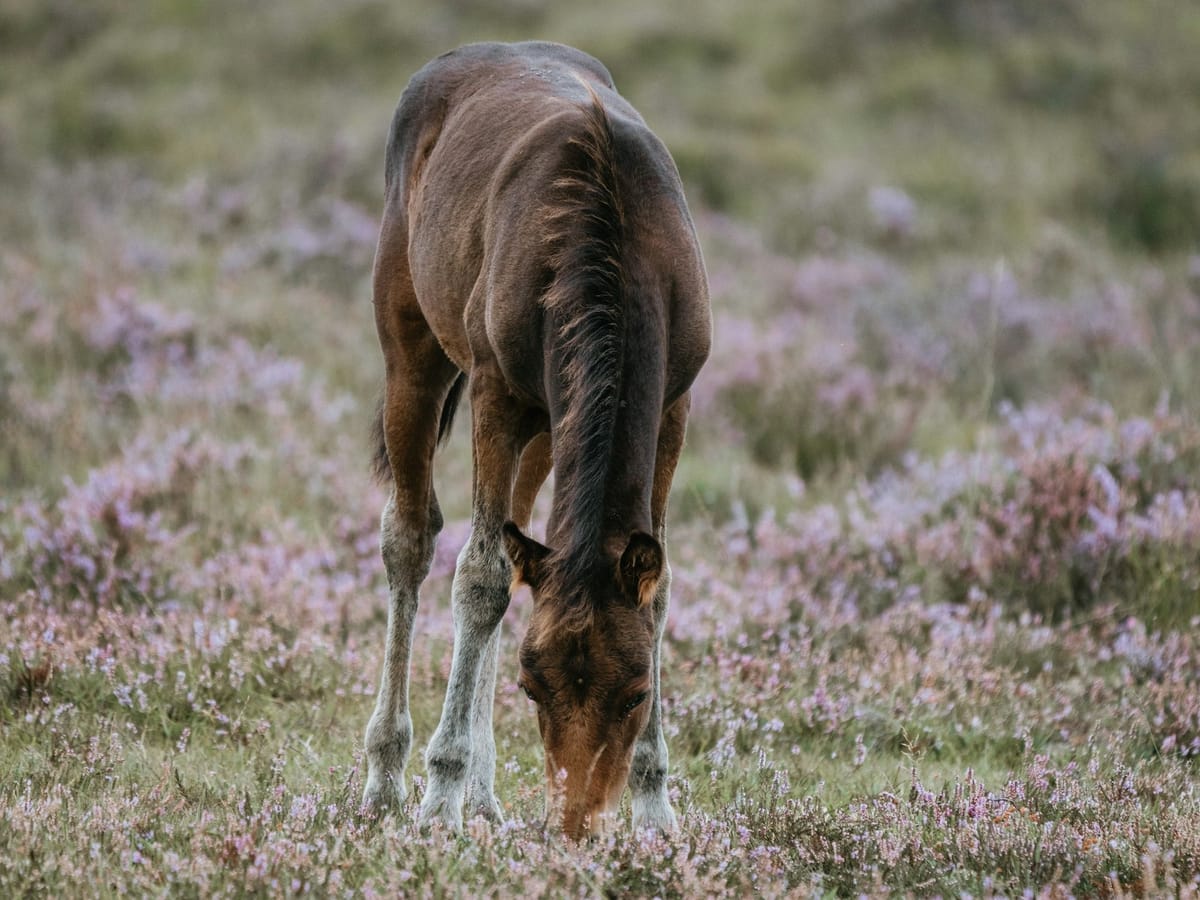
[562,804,592,841]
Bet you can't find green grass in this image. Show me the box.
[3,0,1200,895]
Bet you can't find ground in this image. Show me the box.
[2,0,1200,895]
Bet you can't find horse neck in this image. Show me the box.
[545,296,664,564]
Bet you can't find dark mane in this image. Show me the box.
[540,87,626,615]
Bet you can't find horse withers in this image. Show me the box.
[360,41,710,839]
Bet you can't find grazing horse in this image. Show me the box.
[361,41,710,839]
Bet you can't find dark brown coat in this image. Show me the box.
[362,41,709,838]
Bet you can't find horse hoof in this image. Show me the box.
[632,795,678,834]
[469,795,504,825]
[361,773,405,817]
[417,792,464,833]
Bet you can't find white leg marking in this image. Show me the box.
[631,560,678,832]
[419,536,510,830]
[464,623,504,822]
[363,496,436,813]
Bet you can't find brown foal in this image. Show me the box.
[361,41,710,839]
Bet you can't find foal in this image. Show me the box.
[361,41,710,839]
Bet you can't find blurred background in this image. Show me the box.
[3,0,1199,521]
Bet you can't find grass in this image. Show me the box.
[3,0,1200,895]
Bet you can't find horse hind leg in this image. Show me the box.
[361,350,458,813]
[361,214,460,814]
[630,394,689,832]
[509,431,552,533]
[361,491,434,814]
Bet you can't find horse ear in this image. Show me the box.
[618,532,663,608]
[502,521,551,589]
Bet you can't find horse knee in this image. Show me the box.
[631,740,668,791]
[365,710,413,760]
[451,541,511,630]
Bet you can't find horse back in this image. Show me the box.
[384,41,709,408]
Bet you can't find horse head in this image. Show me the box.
[504,522,662,839]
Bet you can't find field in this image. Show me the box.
[3,0,1200,895]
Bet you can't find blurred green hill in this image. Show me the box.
[3,0,1200,515]
[3,0,1199,254]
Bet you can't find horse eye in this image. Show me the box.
[520,683,537,703]
[622,691,648,718]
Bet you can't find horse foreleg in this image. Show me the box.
[460,431,552,820]
[420,375,523,830]
[630,393,689,832]
[462,623,503,821]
